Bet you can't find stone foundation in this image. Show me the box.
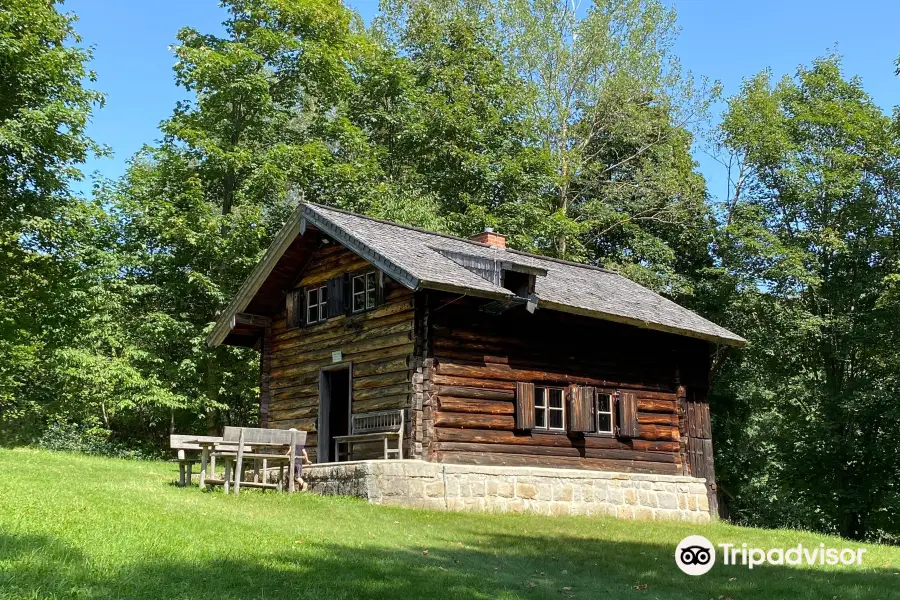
[304,460,710,522]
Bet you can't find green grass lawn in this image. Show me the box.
[1,449,898,599]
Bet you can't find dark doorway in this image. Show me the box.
[318,367,351,462]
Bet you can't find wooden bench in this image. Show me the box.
[333,410,404,462]
[211,427,307,495]
[169,434,223,487]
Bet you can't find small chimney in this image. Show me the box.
[471,227,507,249]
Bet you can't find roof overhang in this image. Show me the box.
[539,299,746,347]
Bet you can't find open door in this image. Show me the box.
[318,366,351,462]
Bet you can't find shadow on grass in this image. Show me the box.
[0,531,897,600]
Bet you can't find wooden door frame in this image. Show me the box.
[317,362,353,463]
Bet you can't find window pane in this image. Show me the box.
[535,407,546,428]
[534,387,546,408]
[598,394,610,412]
[320,286,328,309]
[549,388,563,409]
[353,293,365,312]
[308,288,318,305]
[549,409,563,429]
[353,275,364,294]
[307,304,318,323]
[598,413,612,433]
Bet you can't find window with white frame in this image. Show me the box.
[595,392,614,434]
[352,271,378,313]
[534,386,565,431]
[306,285,328,324]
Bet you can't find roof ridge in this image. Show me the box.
[305,201,620,276]
[305,202,494,248]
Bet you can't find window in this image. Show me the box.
[352,271,378,313]
[306,285,328,324]
[534,386,565,431]
[594,393,614,434]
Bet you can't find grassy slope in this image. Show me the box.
[0,450,898,600]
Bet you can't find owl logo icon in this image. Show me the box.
[675,536,716,575]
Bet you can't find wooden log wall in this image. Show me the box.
[264,243,415,462]
[427,294,713,476]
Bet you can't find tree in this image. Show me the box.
[110,0,380,435]
[497,0,716,263]
[712,55,900,540]
[368,0,551,241]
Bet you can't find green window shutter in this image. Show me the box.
[515,382,535,430]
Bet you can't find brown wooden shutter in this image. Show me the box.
[616,390,640,438]
[375,271,385,306]
[342,272,352,315]
[515,382,535,430]
[568,385,593,432]
[286,290,299,328]
[326,276,344,318]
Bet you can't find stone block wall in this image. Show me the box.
[304,460,711,523]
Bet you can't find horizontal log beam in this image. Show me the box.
[433,427,678,453]
[435,451,680,475]
[438,397,514,415]
[433,442,677,463]
[434,386,515,401]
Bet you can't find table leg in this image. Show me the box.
[234,429,245,496]
[200,447,209,488]
[224,457,231,494]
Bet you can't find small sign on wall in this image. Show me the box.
[332,350,343,363]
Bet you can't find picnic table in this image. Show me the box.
[187,427,307,495]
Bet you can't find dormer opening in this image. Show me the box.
[501,269,535,298]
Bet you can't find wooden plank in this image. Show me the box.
[435,412,515,430]
[437,451,680,475]
[273,299,414,342]
[353,394,410,413]
[353,371,410,390]
[432,375,517,391]
[353,356,410,378]
[637,412,678,426]
[435,386,515,401]
[272,331,413,372]
[270,342,414,382]
[433,427,679,453]
[433,442,678,463]
[436,361,671,392]
[273,319,413,361]
[638,398,677,413]
[353,383,411,401]
[438,397,515,415]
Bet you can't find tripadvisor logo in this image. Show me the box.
[675,536,867,576]
[675,535,716,576]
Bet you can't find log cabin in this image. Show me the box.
[207,202,744,517]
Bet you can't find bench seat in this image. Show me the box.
[333,410,404,461]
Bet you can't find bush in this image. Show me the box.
[37,421,159,460]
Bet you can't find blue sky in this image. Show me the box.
[66,0,900,201]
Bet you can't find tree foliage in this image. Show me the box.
[6,0,900,543]
[712,56,900,540]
